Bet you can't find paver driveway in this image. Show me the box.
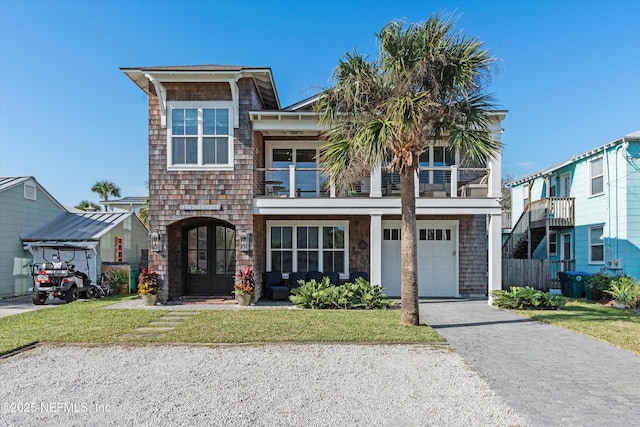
[420,299,640,427]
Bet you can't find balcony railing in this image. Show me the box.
[256,165,491,199]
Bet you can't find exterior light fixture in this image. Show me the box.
[150,230,161,252]
[239,232,252,252]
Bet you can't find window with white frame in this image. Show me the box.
[268,222,347,275]
[589,157,604,196]
[167,101,233,169]
[589,226,604,263]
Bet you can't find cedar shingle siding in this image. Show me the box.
[147,79,262,300]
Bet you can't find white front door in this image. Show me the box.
[559,173,571,197]
[381,220,458,297]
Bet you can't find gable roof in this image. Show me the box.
[508,130,640,187]
[121,64,280,110]
[21,211,144,242]
[0,176,66,211]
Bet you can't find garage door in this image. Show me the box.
[381,220,458,297]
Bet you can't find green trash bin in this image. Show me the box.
[130,268,138,294]
[563,271,592,298]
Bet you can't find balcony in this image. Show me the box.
[255,165,491,199]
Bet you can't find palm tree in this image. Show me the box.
[138,197,149,228]
[316,15,501,325]
[75,200,101,212]
[91,180,121,202]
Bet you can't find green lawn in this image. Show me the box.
[514,300,640,354]
[0,296,443,356]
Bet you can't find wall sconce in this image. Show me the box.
[150,231,161,252]
[358,240,368,250]
[239,232,252,252]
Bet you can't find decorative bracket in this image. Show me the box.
[146,74,167,128]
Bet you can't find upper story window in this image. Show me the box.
[589,157,604,196]
[167,101,234,170]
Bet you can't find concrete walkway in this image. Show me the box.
[420,299,640,427]
[0,295,65,318]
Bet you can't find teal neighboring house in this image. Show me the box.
[0,177,67,297]
[504,131,640,282]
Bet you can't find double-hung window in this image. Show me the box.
[167,101,234,169]
[589,157,604,196]
[589,226,604,264]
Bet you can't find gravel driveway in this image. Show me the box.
[0,343,524,426]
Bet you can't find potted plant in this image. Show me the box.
[138,267,159,306]
[232,266,255,306]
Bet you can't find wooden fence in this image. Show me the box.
[502,259,575,291]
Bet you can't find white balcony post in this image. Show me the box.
[370,213,382,286]
[487,212,502,304]
[450,165,458,198]
[370,163,382,197]
[289,165,296,198]
[415,169,420,198]
[488,152,502,198]
[330,180,336,198]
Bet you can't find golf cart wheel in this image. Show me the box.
[65,287,79,303]
[32,292,46,305]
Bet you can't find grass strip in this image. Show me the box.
[0,296,443,355]
[514,300,640,354]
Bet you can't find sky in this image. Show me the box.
[1,0,639,207]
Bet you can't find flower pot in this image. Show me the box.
[141,294,158,306]
[236,294,251,306]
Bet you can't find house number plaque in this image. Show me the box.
[180,204,221,211]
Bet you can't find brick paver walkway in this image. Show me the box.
[420,299,640,427]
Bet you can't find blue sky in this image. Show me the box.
[1,0,638,207]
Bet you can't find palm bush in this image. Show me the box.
[290,277,395,309]
[490,286,567,310]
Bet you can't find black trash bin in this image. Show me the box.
[558,271,569,297]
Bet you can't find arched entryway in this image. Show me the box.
[183,219,236,296]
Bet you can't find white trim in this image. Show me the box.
[166,101,235,170]
[589,156,604,196]
[588,225,605,264]
[266,220,350,277]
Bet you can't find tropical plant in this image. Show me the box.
[232,266,255,296]
[101,269,129,294]
[289,277,395,309]
[138,197,149,228]
[605,276,640,308]
[490,286,567,310]
[587,273,614,302]
[137,267,159,295]
[316,15,500,325]
[75,200,101,212]
[91,180,121,202]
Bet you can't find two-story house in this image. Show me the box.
[503,131,640,284]
[121,64,507,301]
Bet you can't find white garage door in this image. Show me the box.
[381,220,458,297]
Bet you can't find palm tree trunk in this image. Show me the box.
[400,169,420,325]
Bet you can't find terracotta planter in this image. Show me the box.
[236,294,251,306]
[141,294,158,306]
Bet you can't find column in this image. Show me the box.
[370,213,382,286]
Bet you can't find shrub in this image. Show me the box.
[588,273,614,302]
[490,286,567,310]
[289,277,395,309]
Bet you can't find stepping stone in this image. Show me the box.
[134,327,175,332]
[158,317,192,322]
[149,321,182,326]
